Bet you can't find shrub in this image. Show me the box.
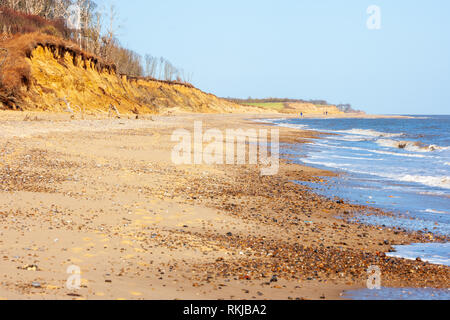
[0,7,69,37]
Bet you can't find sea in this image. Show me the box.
[258,115,450,299]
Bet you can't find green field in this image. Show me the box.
[243,102,286,111]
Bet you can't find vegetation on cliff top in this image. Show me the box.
[225,98,363,114]
[0,1,189,81]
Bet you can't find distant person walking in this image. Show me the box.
[300,112,303,118]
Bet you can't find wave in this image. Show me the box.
[301,159,353,168]
[329,135,369,142]
[277,123,309,130]
[329,127,447,154]
[386,243,450,267]
[419,191,450,198]
[337,128,403,138]
[423,209,448,214]
[314,142,429,158]
[369,149,429,158]
[301,158,450,189]
[252,118,288,124]
[385,174,450,190]
[313,143,366,151]
[376,139,448,153]
[329,155,382,161]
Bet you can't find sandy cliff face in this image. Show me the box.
[26,45,245,114]
[0,33,259,115]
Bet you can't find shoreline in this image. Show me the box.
[0,112,448,300]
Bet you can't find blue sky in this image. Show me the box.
[97,0,450,115]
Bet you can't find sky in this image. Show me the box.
[97,0,450,115]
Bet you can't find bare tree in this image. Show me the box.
[143,55,191,82]
[0,1,192,81]
[145,54,158,78]
[2,0,21,11]
[102,4,120,63]
[89,10,102,55]
[47,0,68,19]
[23,0,45,15]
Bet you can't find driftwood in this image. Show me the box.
[58,97,73,113]
[108,104,121,118]
[57,97,85,119]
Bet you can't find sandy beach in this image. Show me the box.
[0,111,448,300]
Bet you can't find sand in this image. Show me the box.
[0,111,448,300]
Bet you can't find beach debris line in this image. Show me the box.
[109,104,121,119]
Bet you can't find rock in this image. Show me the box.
[31,281,41,288]
[270,275,278,283]
[21,264,40,271]
[226,232,233,237]
[67,293,82,297]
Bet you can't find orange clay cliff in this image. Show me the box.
[0,33,266,115]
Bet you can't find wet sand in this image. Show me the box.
[0,111,448,300]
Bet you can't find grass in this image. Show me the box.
[243,102,286,111]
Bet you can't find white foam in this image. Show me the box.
[315,142,429,158]
[369,149,428,158]
[252,118,288,124]
[391,174,450,190]
[329,155,381,161]
[277,123,309,130]
[419,191,450,198]
[386,243,450,267]
[423,209,448,214]
[337,128,403,138]
[377,139,448,153]
[301,159,352,168]
[329,135,368,142]
[301,158,450,190]
[315,144,373,153]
